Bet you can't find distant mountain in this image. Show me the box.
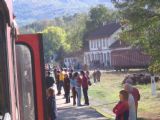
[13,0,113,26]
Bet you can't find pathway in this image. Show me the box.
[56,93,108,120]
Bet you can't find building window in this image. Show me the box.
[92,41,94,49]
[91,40,94,49]
[91,41,92,48]
[16,45,36,120]
[103,38,105,47]
[98,40,100,48]
[92,54,94,61]
[100,39,102,48]
[97,40,99,48]
[107,52,110,66]
[94,40,96,48]
[106,39,108,48]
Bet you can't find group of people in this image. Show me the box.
[45,68,140,120]
[54,68,91,106]
[113,83,140,120]
[45,68,91,120]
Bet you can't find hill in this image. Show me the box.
[13,0,113,25]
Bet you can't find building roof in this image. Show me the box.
[109,40,129,49]
[87,22,121,40]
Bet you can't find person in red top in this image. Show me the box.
[80,71,89,105]
[113,90,129,120]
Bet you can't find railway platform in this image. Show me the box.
[56,94,108,120]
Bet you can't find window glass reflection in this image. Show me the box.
[16,45,35,120]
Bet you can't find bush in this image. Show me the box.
[122,73,159,85]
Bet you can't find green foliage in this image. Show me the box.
[20,5,118,62]
[42,26,70,62]
[112,0,160,73]
[149,61,160,74]
[86,4,118,32]
[66,14,88,51]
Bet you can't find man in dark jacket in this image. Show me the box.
[64,73,70,103]
[46,71,55,89]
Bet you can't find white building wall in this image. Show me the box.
[84,50,112,66]
[89,27,122,51]
[86,27,123,67]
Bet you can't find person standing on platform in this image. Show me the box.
[46,71,55,89]
[54,69,60,94]
[47,88,57,120]
[64,72,70,103]
[124,83,140,119]
[58,69,65,95]
[113,90,129,120]
[92,70,97,83]
[96,69,101,82]
[81,71,89,105]
[70,72,77,106]
[75,72,82,106]
[86,71,92,86]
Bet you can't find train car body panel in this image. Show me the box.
[16,34,46,120]
[1,0,13,25]
[1,1,47,120]
[0,0,19,120]
[111,49,151,70]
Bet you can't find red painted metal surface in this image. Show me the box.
[111,49,151,69]
[2,0,18,120]
[2,1,46,120]
[16,34,45,120]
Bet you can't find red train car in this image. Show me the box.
[111,49,151,70]
[0,1,47,120]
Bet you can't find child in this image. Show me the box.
[47,88,57,120]
[113,90,129,120]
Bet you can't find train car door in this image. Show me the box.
[16,34,47,120]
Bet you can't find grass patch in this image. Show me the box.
[89,72,160,119]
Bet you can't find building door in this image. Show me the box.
[16,34,46,120]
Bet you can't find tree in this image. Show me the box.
[84,5,119,49]
[42,26,70,62]
[86,4,117,32]
[112,0,160,73]
[66,14,88,51]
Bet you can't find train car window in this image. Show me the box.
[16,45,36,120]
[0,12,10,117]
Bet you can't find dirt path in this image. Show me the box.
[56,94,108,120]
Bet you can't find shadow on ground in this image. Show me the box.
[57,106,108,120]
